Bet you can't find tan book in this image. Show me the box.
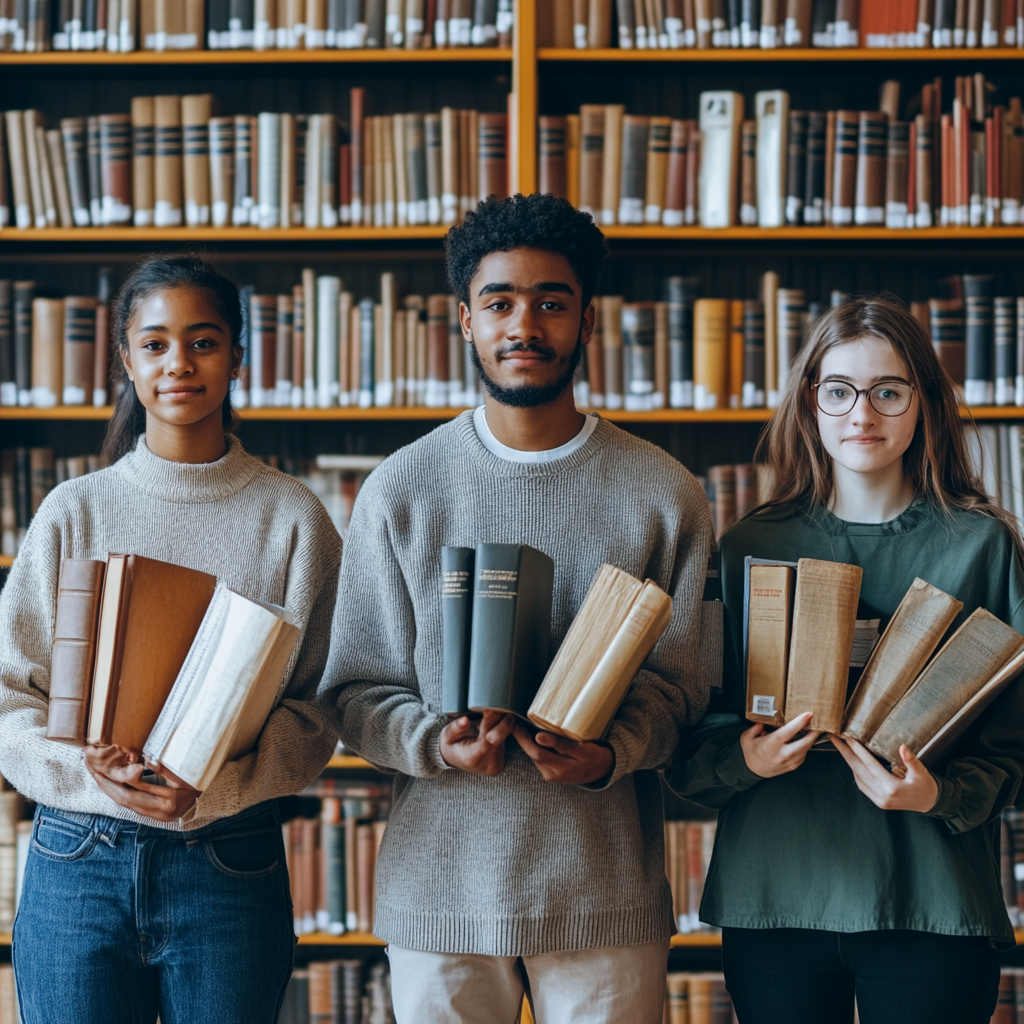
[762,270,779,406]
[565,113,581,209]
[181,94,212,227]
[154,95,183,227]
[601,294,623,408]
[466,108,480,214]
[662,119,687,226]
[600,104,624,225]
[823,108,837,223]
[842,578,963,744]
[654,300,668,408]
[854,110,887,226]
[552,0,574,44]
[33,125,57,228]
[831,109,859,227]
[131,97,155,227]
[745,562,795,725]
[478,113,507,203]
[528,564,672,743]
[23,111,47,229]
[588,0,612,45]
[5,111,32,229]
[86,554,217,751]
[302,267,316,406]
[693,298,728,411]
[643,116,671,224]
[94,300,110,407]
[209,116,234,229]
[617,114,647,225]
[579,105,606,219]
[869,608,1024,769]
[539,115,568,199]
[440,107,459,225]
[381,115,397,227]
[62,297,97,406]
[319,114,338,227]
[31,298,64,408]
[98,114,132,226]
[392,114,408,226]
[45,130,74,228]
[277,113,293,229]
[784,558,863,733]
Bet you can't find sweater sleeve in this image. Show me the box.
[316,482,449,778]
[188,520,342,823]
[592,490,721,789]
[0,497,110,811]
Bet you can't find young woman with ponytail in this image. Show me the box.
[668,297,1024,1024]
[0,256,341,1024]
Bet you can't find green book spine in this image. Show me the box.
[441,546,474,716]
[322,816,346,935]
[467,543,554,718]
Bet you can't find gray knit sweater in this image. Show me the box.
[0,434,342,830]
[318,411,720,956]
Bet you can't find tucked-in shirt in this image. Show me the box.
[472,405,599,463]
[318,411,721,956]
[0,434,342,830]
[666,499,1024,947]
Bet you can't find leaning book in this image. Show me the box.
[143,585,299,791]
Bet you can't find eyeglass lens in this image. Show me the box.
[816,380,913,416]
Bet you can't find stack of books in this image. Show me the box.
[281,959,393,1024]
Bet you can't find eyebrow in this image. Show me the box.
[477,281,575,297]
[820,374,911,385]
[138,322,226,334]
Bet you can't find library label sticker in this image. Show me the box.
[850,619,881,668]
[751,695,776,716]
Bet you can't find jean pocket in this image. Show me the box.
[203,826,283,879]
[31,813,99,862]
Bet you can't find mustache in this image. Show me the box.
[495,341,556,361]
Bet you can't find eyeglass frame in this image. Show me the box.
[811,378,917,418]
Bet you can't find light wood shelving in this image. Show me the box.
[0,556,13,568]
[539,46,1024,61]
[328,755,375,769]
[0,49,512,64]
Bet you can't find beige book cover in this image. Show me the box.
[868,608,1024,769]
[601,294,624,408]
[131,97,155,227]
[22,111,46,229]
[600,104,624,226]
[579,105,606,219]
[693,298,729,411]
[842,578,963,744]
[153,95,183,226]
[5,111,32,229]
[746,563,795,725]
[528,563,671,742]
[643,116,671,224]
[31,298,64,408]
[783,558,862,733]
[181,94,212,226]
[45,130,74,228]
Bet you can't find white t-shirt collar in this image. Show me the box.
[472,405,599,464]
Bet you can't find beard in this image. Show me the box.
[469,334,585,409]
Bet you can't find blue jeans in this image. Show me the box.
[12,801,294,1024]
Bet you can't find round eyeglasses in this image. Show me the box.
[814,379,916,417]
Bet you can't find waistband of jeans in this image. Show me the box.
[35,800,280,840]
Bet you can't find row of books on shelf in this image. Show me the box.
[663,974,733,1024]
[1,0,512,53]
[543,0,1024,50]
[0,91,508,231]
[281,960,394,1024]
[541,74,1024,230]
[665,818,718,933]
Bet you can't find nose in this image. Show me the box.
[849,389,874,424]
[506,303,542,342]
[165,340,194,376]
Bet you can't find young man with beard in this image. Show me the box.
[318,193,719,1024]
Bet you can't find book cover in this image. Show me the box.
[441,546,474,715]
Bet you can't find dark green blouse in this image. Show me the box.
[666,499,1024,946]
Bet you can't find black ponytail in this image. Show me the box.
[101,255,244,464]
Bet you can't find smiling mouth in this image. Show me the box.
[159,387,204,396]
[844,436,884,443]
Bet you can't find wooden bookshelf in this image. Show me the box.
[0,556,13,568]
[539,46,1024,61]
[328,755,374,769]
[0,49,512,64]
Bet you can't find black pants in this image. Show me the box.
[721,927,1001,1024]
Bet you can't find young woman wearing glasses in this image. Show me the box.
[667,297,1024,1024]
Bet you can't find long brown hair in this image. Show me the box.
[754,296,1023,553]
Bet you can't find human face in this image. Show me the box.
[122,287,238,429]
[460,247,594,406]
[814,337,920,478]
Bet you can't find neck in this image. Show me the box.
[828,459,916,524]
[482,387,585,451]
[144,407,228,464]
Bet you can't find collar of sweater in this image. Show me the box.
[113,433,260,504]
[453,408,613,477]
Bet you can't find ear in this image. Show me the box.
[580,301,596,347]
[121,345,134,382]
[231,344,243,379]
[458,300,472,343]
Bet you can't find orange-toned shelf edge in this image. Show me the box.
[0,49,511,65]
[539,46,1024,61]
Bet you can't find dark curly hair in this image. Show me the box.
[102,255,244,464]
[445,193,608,309]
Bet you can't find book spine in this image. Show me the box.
[617,114,648,225]
[98,113,132,225]
[929,298,965,393]
[622,301,655,410]
[13,281,34,406]
[643,116,671,223]
[0,281,12,406]
[61,296,96,406]
[684,118,700,224]
[803,109,825,224]
[256,111,281,228]
[319,114,338,226]
[181,94,212,227]
[22,111,46,228]
[784,109,807,226]
[964,273,995,405]
[995,295,1016,406]
[85,114,102,225]
[45,129,73,228]
[666,275,696,408]
[316,275,340,407]
[578,104,606,220]
[830,109,859,226]
[693,298,728,410]
[600,104,624,225]
[539,115,567,199]
[601,294,623,408]
[31,297,64,407]
[741,298,765,408]
[739,118,757,225]
[93,291,109,406]
[478,112,507,202]
[441,546,474,715]
[232,114,254,226]
[884,120,909,229]
[33,124,57,227]
[153,95,182,227]
[358,297,374,406]
[209,116,234,228]
[853,109,886,225]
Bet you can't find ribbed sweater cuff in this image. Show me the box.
[716,740,765,791]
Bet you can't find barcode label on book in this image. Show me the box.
[849,619,882,668]
[751,695,775,716]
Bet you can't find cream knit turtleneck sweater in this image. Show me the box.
[0,434,341,830]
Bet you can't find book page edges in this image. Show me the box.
[86,554,127,745]
[841,579,962,742]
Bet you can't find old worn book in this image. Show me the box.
[755,89,788,229]
[744,559,795,725]
[830,109,859,226]
[854,110,887,226]
[644,116,671,224]
[47,558,106,744]
[62,296,96,406]
[31,298,64,408]
[579,104,606,220]
[964,273,995,406]
[539,115,567,199]
[129,98,154,226]
[441,546,475,715]
[529,563,671,742]
[662,119,687,226]
[693,298,728,410]
[98,113,131,225]
[884,120,910,229]
[58,118,90,228]
[154,94,183,226]
[600,104,624,226]
[144,585,299,791]
[466,543,554,718]
[86,554,217,750]
[208,116,234,228]
[182,93,212,227]
[869,608,1024,770]
[46,129,73,228]
[842,578,963,744]
[784,558,862,733]
[478,113,507,202]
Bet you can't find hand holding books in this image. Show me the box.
[739,711,820,779]
[439,711,515,775]
[83,743,200,823]
[829,737,940,814]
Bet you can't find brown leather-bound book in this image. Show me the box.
[693,298,728,410]
[478,113,507,202]
[784,558,862,733]
[746,562,795,725]
[308,961,332,1021]
[834,0,860,43]
[47,558,106,745]
[843,578,963,744]
[154,95,182,227]
[59,117,90,229]
[22,111,46,229]
[181,94,212,227]
[760,0,780,44]
[208,116,234,229]
[853,110,886,225]
[579,104,606,219]
[355,821,375,932]
[349,88,365,226]
[600,104,624,226]
[62,297,96,407]
[440,107,459,225]
[31,298,64,408]
[784,110,807,226]
[695,0,713,44]
[249,294,277,408]
[654,300,669,407]
[129,98,154,227]
[45,130,73,229]
[915,112,933,228]
[884,120,909,229]
[552,0,574,43]
[539,116,567,198]
[643,116,670,224]
[6,111,33,230]
[762,270,779,405]
[34,125,57,228]
[869,608,1024,770]
[662,119,687,226]
[707,464,736,538]
[740,118,757,226]
[929,297,965,388]
[426,295,448,406]
[86,554,217,751]
[93,299,110,407]
[98,113,132,226]
[823,109,837,223]
[831,109,859,226]
[588,0,612,44]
